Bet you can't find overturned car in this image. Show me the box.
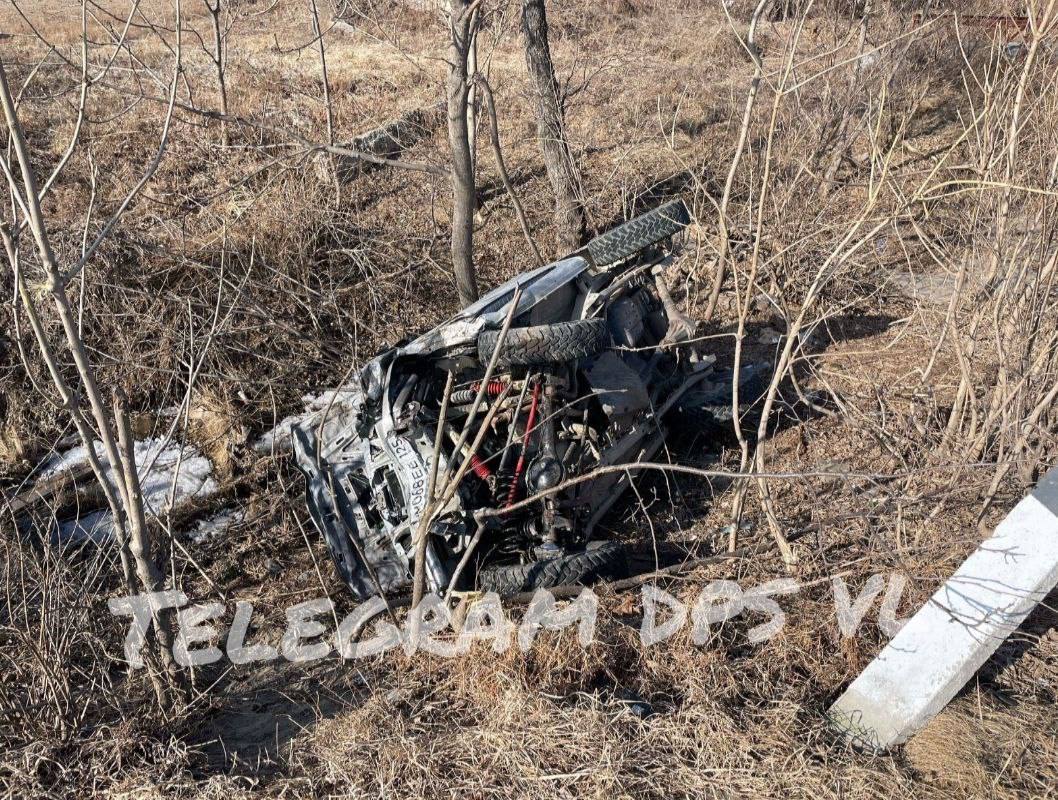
[294,199,763,599]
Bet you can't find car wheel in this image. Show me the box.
[477,318,610,367]
[586,199,690,266]
[475,540,627,596]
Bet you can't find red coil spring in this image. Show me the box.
[458,380,507,480]
[475,380,508,397]
[469,453,492,481]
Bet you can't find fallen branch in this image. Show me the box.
[318,102,447,185]
[2,461,94,520]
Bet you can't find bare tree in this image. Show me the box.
[0,8,187,704]
[477,75,543,266]
[309,0,340,200]
[817,0,872,197]
[703,0,769,322]
[521,0,586,253]
[203,0,230,146]
[446,0,480,305]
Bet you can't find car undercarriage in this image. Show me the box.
[293,199,765,599]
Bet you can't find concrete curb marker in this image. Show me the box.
[829,466,1058,751]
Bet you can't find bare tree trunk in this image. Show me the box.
[703,0,768,322]
[204,0,228,146]
[0,37,189,704]
[521,0,587,254]
[466,20,478,177]
[446,0,479,306]
[309,0,340,202]
[817,0,871,198]
[113,393,185,703]
[477,75,544,266]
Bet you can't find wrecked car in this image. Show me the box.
[294,199,764,599]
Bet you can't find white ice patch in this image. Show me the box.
[253,387,361,454]
[189,506,245,544]
[42,437,218,544]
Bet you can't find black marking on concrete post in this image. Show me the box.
[1031,466,1058,517]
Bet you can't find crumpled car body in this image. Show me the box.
[293,200,762,598]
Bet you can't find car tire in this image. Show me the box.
[477,318,610,367]
[586,199,690,267]
[475,540,627,596]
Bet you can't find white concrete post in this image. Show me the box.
[829,467,1058,750]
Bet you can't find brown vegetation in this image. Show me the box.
[2,0,1058,797]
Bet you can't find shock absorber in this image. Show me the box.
[506,380,542,508]
[469,453,492,481]
[451,380,508,405]
[446,428,493,480]
[493,466,516,504]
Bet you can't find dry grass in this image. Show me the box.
[2,0,1058,797]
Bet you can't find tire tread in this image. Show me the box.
[587,199,690,266]
[478,318,609,367]
[476,541,627,595]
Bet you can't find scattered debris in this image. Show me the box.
[254,388,362,455]
[188,506,246,544]
[618,691,656,719]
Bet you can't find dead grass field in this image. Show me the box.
[2,0,1058,797]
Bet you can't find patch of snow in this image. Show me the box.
[889,271,961,306]
[189,507,245,544]
[42,437,218,544]
[857,52,878,69]
[56,509,113,545]
[253,387,361,454]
